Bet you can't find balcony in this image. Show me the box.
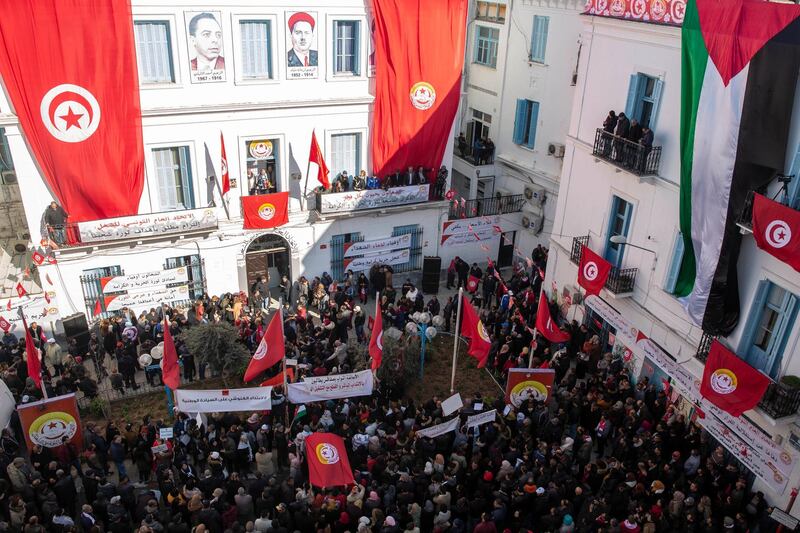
[454,140,495,167]
[570,235,638,296]
[50,208,219,249]
[592,128,662,177]
[694,331,716,363]
[736,190,757,233]
[315,183,436,215]
[448,194,525,220]
[759,381,800,419]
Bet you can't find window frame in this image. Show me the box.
[625,72,664,131]
[512,99,540,150]
[329,132,363,179]
[239,135,284,195]
[603,195,634,268]
[476,1,507,22]
[473,25,499,68]
[326,15,367,82]
[663,230,685,294]
[326,128,367,181]
[332,19,361,76]
[530,15,549,64]
[232,14,280,85]
[151,144,197,211]
[133,16,180,87]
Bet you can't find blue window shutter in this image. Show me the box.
[526,101,540,149]
[649,78,664,131]
[739,280,771,356]
[530,16,549,62]
[766,293,798,376]
[179,146,195,209]
[513,99,526,145]
[625,74,638,118]
[664,232,685,294]
[787,144,800,208]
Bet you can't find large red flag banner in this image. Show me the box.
[162,318,181,391]
[371,0,468,176]
[0,0,144,222]
[752,193,800,272]
[535,292,570,343]
[305,432,355,488]
[577,245,612,295]
[369,299,383,370]
[17,393,83,450]
[699,340,770,417]
[459,295,491,368]
[505,368,556,407]
[244,310,285,382]
[242,192,289,229]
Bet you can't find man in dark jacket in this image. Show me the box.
[44,201,68,245]
[614,112,631,161]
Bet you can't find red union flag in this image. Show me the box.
[0,0,144,222]
[700,340,770,417]
[535,292,570,343]
[577,245,612,295]
[15,283,26,298]
[460,295,490,368]
[305,432,354,488]
[31,251,45,266]
[466,274,480,293]
[0,316,9,332]
[371,0,468,175]
[752,193,800,272]
[369,299,383,370]
[244,309,285,382]
[242,192,289,229]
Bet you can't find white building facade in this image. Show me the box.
[547,10,800,508]
[0,0,492,322]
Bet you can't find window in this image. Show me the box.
[391,225,423,273]
[530,16,549,63]
[512,99,539,149]
[741,281,798,378]
[240,20,273,79]
[604,195,633,267]
[153,146,195,210]
[625,73,664,130]
[474,26,499,68]
[80,265,122,318]
[783,145,800,209]
[330,133,361,178]
[165,255,204,300]
[134,21,175,84]
[334,20,360,75]
[476,1,506,22]
[243,139,280,194]
[663,231,685,294]
[330,232,363,280]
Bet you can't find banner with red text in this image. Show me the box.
[371,0,468,175]
[0,0,144,222]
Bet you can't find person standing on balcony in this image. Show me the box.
[353,170,366,191]
[483,138,495,164]
[614,112,630,162]
[43,201,68,246]
[415,166,427,186]
[639,125,654,173]
[404,166,416,186]
[602,110,617,156]
[457,133,468,156]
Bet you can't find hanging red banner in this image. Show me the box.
[0,0,144,222]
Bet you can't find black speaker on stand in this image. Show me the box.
[422,256,442,294]
[62,312,90,356]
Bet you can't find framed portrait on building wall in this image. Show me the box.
[185,11,226,83]
[285,11,319,79]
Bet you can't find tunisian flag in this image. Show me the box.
[161,318,181,391]
[753,193,800,272]
[309,130,330,189]
[0,0,144,222]
[371,0,468,176]
[305,432,355,488]
[535,292,570,344]
[19,309,41,390]
[369,299,383,370]
[242,192,289,229]
[244,309,285,382]
[466,274,480,293]
[459,295,490,368]
[220,132,230,196]
[700,340,770,417]
[577,246,612,295]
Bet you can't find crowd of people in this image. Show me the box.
[0,243,787,533]
[317,166,449,201]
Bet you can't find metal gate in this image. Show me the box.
[79,266,123,320]
[330,232,364,280]
[164,254,206,305]
[391,225,423,274]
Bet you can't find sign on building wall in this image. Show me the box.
[77,208,218,244]
[286,11,319,79]
[104,285,189,312]
[318,184,430,213]
[343,234,411,258]
[185,11,226,83]
[0,291,60,335]
[440,216,500,247]
[100,267,189,293]
[344,248,410,272]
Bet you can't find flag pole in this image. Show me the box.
[212,170,231,221]
[161,302,174,417]
[450,288,463,394]
[529,328,537,368]
[18,306,47,399]
[302,158,312,211]
[278,298,289,428]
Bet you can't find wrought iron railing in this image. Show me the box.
[570,235,636,295]
[736,190,756,230]
[759,382,800,419]
[448,194,525,220]
[454,141,495,166]
[694,332,716,363]
[592,128,662,177]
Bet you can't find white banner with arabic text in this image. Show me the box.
[343,249,409,272]
[287,370,373,403]
[343,234,411,258]
[105,285,190,312]
[175,387,272,413]
[101,267,189,293]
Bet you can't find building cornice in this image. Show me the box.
[520,0,585,12]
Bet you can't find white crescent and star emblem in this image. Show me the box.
[376,330,383,351]
[39,84,101,143]
[765,219,791,249]
[253,341,268,360]
[221,157,228,175]
[583,261,599,281]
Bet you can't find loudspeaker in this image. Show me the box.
[422,256,441,294]
[62,312,90,356]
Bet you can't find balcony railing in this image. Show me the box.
[315,183,433,215]
[570,235,637,296]
[759,382,800,419]
[694,332,717,363]
[592,128,662,177]
[454,140,495,166]
[448,194,525,220]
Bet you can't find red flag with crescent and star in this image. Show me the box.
[752,193,800,272]
[535,292,570,344]
[369,298,383,370]
[309,130,330,189]
[220,132,230,196]
[305,432,355,488]
[577,246,612,296]
[161,317,181,391]
[699,340,770,417]
[0,0,144,222]
[244,309,285,382]
[460,295,490,368]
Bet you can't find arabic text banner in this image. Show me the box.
[416,417,460,438]
[0,292,60,335]
[101,267,189,293]
[287,370,373,403]
[105,285,189,312]
[175,387,273,413]
[77,208,218,243]
[343,249,409,272]
[343,234,411,258]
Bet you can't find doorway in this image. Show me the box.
[245,234,291,298]
[497,231,515,268]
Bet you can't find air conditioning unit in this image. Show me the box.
[1,170,17,184]
[521,210,544,234]
[524,186,546,205]
[548,142,566,158]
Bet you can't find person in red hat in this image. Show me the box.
[287,12,318,67]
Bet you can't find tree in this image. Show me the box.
[376,329,419,398]
[181,323,250,386]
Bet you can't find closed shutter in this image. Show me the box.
[526,101,540,149]
[513,99,526,145]
[134,22,174,83]
[240,20,272,79]
[624,74,639,118]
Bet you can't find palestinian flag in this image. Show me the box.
[292,404,307,426]
[677,0,800,335]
